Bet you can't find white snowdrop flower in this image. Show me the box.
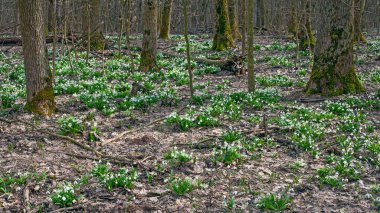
[365,194,373,199]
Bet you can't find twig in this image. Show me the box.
[49,205,84,213]
[23,182,30,213]
[0,117,102,156]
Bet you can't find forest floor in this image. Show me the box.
[0,34,380,212]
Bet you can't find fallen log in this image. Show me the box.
[0,35,78,46]
[161,51,245,75]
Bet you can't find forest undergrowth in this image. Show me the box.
[0,35,379,212]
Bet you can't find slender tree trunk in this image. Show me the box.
[378,0,380,35]
[82,0,105,50]
[289,0,315,51]
[247,0,255,93]
[159,0,173,39]
[19,0,55,116]
[183,0,194,98]
[242,0,247,56]
[212,0,234,51]
[140,0,158,72]
[257,0,265,29]
[306,0,364,96]
[125,0,132,49]
[52,0,57,84]
[353,0,367,43]
[118,0,125,56]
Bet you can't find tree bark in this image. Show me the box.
[247,0,255,92]
[353,0,367,43]
[257,0,265,29]
[82,0,105,50]
[19,0,55,116]
[125,0,132,49]
[306,0,364,96]
[159,0,173,39]
[228,0,241,40]
[183,0,194,98]
[212,0,234,51]
[140,0,158,72]
[242,0,247,55]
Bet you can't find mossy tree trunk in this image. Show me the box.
[228,0,241,40]
[19,0,55,116]
[140,0,158,72]
[159,0,173,39]
[306,0,364,96]
[82,0,105,51]
[353,0,367,43]
[247,0,255,92]
[212,0,234,51]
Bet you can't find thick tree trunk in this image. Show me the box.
[19,0,55,116]
[140,0,158,72]
[306,0,364,96]
[228,0,241,40]
[247,0,255,92]
[212,0,234,51]
[82,0,105,50]
[159,0,172,39]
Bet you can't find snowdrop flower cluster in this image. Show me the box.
[51,182,77,207]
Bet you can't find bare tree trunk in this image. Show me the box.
[19,0,55,116]
[353,0,367,43]
[242,0,247,56]
[306,0,364,96]
[159,0,173,39]
[140,0,158,72]
[378,0,380,35]
[118,0,125,56]
[183,0,194,98]
[228,0,241,40]
[82,0,105,50]
[125,0,132,49]
[257,0,265,30]
[212,0,234,51]
[247,0,255,92]
[52,0,57,84]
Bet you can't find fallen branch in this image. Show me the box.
[23,182,31,213]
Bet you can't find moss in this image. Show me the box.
[25,87,55,116]
[90,34,105,51]
[212,0,234,51]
